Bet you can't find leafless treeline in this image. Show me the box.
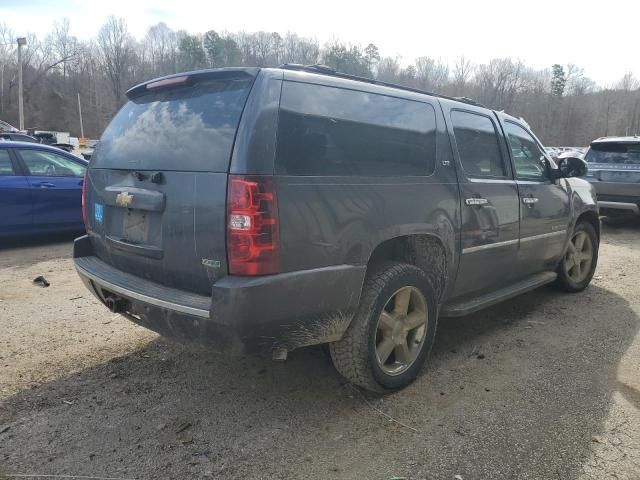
[1,17,639,145]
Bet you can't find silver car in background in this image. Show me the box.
[584,136,640,216]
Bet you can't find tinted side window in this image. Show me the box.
[14,135,38,143]
[451,110,506,178]
[20,150,86,177]
[276,82,437,176]
[0,150,14,175]
[504,122,547,180]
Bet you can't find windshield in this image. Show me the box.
[0,119,16,132]
[91,76,254,172]
[585,142,640,165]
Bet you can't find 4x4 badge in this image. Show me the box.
[115,191,133,207]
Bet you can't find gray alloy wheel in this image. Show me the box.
[329,262,437,392]
[374,286,428,376]
[564,229,594,283]
[554,220,598,293]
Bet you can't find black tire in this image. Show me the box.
[329,262,438,392]
[554,221,599,292]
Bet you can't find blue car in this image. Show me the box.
[0,142,88,236]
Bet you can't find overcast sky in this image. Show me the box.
[1,0,638,86]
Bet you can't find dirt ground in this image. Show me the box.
[1,221,639,480]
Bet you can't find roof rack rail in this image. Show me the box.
[452,96,485,107]
[278,63,486,108]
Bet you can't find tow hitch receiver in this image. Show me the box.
[104,295,130,314]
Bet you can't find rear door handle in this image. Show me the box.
[37,182,55,188]
[465,198,488,206]
[522,196,539,207]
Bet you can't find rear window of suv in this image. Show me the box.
[585,142,640,165]
[92,76,254,172]
[275,81,437,176]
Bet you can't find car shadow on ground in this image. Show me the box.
[0,231,81,269]
[0,285,638,480]
[0,230,82,250]
[601,215,640,233]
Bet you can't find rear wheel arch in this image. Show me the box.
[367,234,448,302]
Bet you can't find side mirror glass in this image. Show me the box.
[555,156,588,178]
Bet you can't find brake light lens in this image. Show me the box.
[146,75,189,90]
[227,175,279,276]
[81,170,88,228]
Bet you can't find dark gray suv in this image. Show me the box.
[74,65,600,392]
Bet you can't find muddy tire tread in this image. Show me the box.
[329,262,430,392]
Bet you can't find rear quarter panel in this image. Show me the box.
[275,93,461,298]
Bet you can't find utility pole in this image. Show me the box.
[17,37,27,131]
[77,92,84,139]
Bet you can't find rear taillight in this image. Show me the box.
[81,171,88,228]
[226,175,279,276]
[146,75,189,90]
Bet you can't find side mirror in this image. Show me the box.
[554,156,588,178]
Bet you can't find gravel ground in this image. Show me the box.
[1,220,639,480]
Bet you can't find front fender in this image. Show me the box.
[561,178,600,257]
[567,177,599,229]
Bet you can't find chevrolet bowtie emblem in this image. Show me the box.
[116,191,134,207]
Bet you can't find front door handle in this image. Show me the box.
[37,182,55,188]
[465,198,489,206]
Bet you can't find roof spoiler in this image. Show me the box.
[126,68,260,99]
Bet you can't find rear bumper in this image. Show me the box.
[73,235,365,354]
[597,201,639,214]
[586,180,640,215]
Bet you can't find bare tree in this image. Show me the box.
[414,57,449,92]
[21,31,77,98]
[49,18,78,80]
[0,23,15,113]
[0,18,638,145]
[452,55,473,94]
[376,57,401,83]
[97,16,134,107]
[475,58,525,111]
[145,22,177,75]
[616,72,639,92]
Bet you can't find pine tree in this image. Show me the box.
[551,64,566,97]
